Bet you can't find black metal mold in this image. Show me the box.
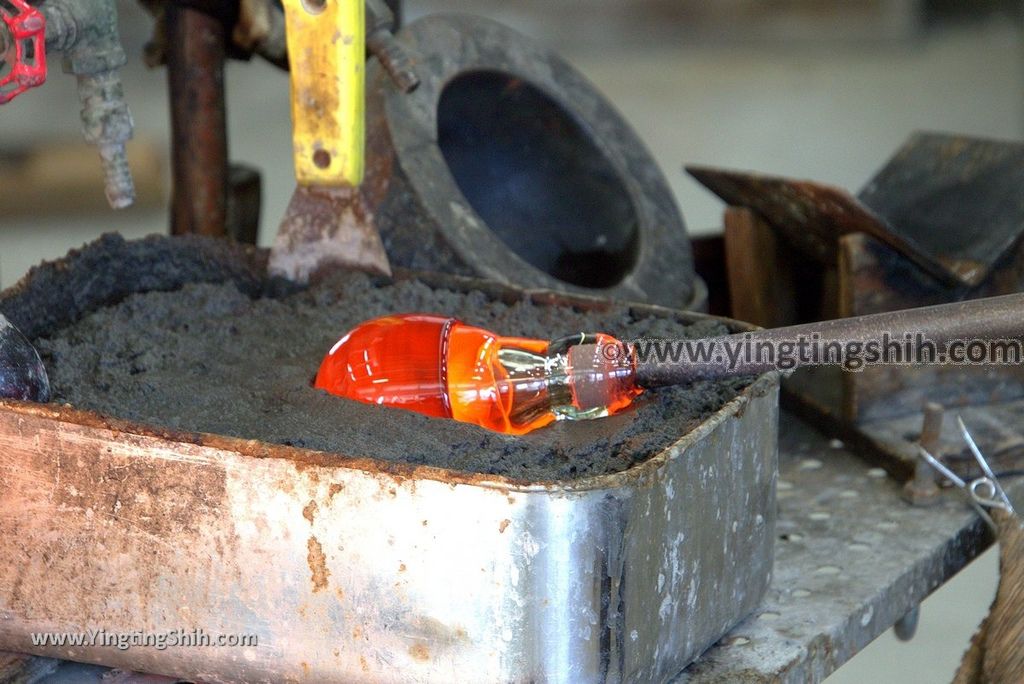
[364,14,701,310]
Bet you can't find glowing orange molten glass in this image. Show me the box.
[314,314,640,435]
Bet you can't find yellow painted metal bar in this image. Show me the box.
[281,0,365,187]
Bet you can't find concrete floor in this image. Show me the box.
[0,2,1021,681]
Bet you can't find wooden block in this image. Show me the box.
[724,206,798,328]
[690,234,729,316]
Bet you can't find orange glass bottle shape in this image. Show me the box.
[314,314,641,435]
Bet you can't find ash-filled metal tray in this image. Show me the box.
[0,236,779,683]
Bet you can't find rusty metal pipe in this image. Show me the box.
[903,402,944,506]
[633,293,1024,387]
[167,3,229,237]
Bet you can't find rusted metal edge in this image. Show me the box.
[269,185,392,283]
[858,132,1024,289]
[686,165,980,288]
[0,236,775,493]
[0,359,776,497]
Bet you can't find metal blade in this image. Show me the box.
[269,184,391,284]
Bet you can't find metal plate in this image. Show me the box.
[858,132,1024,288]
[686,165,961,288]
[688,132,1024,288]
[677,413,1004,683]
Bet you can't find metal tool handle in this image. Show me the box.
[634,292,1024,386]
[281,0,365,187]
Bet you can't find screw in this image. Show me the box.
[903,402,944,506]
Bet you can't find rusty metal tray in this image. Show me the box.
[0,236,779,683]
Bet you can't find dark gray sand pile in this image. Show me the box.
[30,245,750,481]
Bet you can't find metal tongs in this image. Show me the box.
[917,416,1018,532]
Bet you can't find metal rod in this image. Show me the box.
[633,293,1024,387]
[903,402,943,506]
[166,3,229,237]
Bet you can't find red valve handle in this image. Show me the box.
[0,0,46,105]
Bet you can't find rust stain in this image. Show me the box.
[328,483,345,499]
[359,656,369,672]
[335,586,345,601]
[306,536,330,592]
[302,500,318,524]
[353,626,362,639]
[0,391,656,491]
[409,643,430,662]
[398,563,406,572]
[498,519,510,534]
[410,616,470,649]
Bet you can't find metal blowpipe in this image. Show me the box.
[631,292,1024,387]
[315,294,1024,435]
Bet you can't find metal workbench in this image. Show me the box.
[4,411,1001,683]
[677,412,995,683]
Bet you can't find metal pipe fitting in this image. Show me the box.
[365,0,418,92]
[44,0,136,209]
[76,69,135,208]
